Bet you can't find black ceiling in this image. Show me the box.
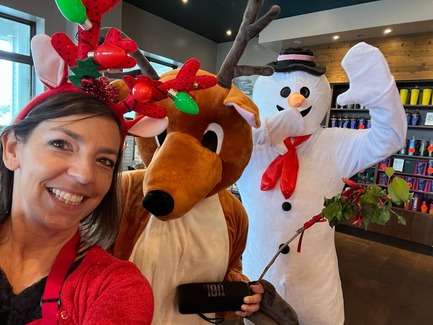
[124,0,379,43]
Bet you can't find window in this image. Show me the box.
[0,13,35,126]
[147,56,177,76]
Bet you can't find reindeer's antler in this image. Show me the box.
[217,0,280,89]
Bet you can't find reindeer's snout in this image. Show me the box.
[142,190,174,217]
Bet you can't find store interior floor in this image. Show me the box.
[335,226,433,325]
[222,226,433,325]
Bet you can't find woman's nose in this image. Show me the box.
[68,158,94,184]
[288,92,305,108]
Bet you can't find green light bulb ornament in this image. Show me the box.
[55,0,92,30]
[167,89,199,114]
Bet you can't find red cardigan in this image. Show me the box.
[31,245,154,325]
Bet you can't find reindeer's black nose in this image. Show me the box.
[142,190,174,217]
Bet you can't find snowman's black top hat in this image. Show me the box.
[268,48,326,76]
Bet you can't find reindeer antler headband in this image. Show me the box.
[15,0,217,139]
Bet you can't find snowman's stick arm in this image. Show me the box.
[257,213,325,282]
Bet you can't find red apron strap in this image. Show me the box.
[40,230,79,325]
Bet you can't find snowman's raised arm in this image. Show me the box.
[335,42,407,171]
[337,42,396,106]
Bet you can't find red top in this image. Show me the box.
[29,245,154,325]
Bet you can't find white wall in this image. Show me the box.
[216,37,278,72]
[122,2,218,73]
[0,0,122,38]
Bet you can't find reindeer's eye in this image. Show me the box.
[300,87,310,98]
[280,87,291,98]
[155,129,167,147]
[202,123,223,154]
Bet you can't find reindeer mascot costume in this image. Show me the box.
[236,44,407,324]
[113,1,299,324]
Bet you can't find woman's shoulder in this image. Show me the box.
[60,245,154,323]
[80,245,146,278]
[65,245,151,291]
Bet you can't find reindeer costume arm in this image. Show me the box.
[218,190,249,282]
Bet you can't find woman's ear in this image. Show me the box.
[2,131,20,171]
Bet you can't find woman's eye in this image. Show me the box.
[49,139,70,150]
[98,158,115,168]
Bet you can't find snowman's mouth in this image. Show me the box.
[300,106,312,117]
[276,105,312,117]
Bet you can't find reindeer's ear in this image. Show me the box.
[31,34,68,89]
[224,85,261,128]
[127,116,169,138]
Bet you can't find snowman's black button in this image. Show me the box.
[282,202,292,211]
[279,243,290,254]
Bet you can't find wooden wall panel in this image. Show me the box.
[306,32,433,83]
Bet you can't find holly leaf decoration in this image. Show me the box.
[69,58,102,87]
[322,168,412,230]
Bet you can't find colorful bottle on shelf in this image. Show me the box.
[408,137,416,156]
[421,200,428,214]
[411,193,422,211]
[411,110,420,125]
[406,110,411,125]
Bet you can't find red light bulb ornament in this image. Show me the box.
[55,0,92,30]
[94,44,127,68]
[132,83,153,102]
[167,89,199,114]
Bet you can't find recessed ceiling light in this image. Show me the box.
[181,0,188,4]
[383,28,392,34]
[226,29,232,36]
[332,35,340,40]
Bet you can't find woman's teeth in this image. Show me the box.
[50,188,83,205]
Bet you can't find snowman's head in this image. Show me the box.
[253,49,332,136]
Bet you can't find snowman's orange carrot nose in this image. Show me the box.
[288,92,305,108]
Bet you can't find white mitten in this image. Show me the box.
[265,108,306,151]
[337,42,394,106]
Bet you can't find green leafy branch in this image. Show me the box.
[321,167,413,229]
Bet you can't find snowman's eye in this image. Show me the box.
[300,87,310,98]
[280,87,291,98]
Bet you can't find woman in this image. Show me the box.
[0,91,154,324]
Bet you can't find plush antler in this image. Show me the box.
[217,0,280,89]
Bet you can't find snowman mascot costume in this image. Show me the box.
[237,42,407,324]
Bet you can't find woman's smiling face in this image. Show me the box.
[3,114,121,232]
